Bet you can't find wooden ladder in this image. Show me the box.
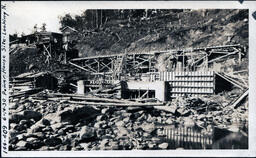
[113,55,125,80]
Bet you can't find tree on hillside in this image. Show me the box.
[33,24,38,33]
[41,23,47,32]
[59,9,171,32]
[59,14,77,30]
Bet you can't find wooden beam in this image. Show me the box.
[99,61,112,71]
[67,100,164,106]
[222,73,248,88]
[43,44,51,57]
[84,62,98,73]
[208,51,238,64]
[69,61,94,73]
[215,72,245,89]
[233,70,248,74]
[209,51,231,54]
[133,56,154,69]
[231,89,249,108]
[85,60,98,67]
[139,90,149,99]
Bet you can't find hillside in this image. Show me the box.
[73,9,248,57]
[10,9,248,77]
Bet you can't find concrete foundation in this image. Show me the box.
[126,81,168,101]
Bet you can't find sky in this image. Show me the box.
[4,1,250,36]
[4,1,86,35]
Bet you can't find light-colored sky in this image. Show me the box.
[5,1,86,35]
[4,1,249,36]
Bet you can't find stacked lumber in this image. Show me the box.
[88,81,122,99]
[31,92,164,107]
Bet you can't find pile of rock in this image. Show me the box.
[9,94,248,150]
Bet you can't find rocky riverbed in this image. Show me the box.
[9,89,248,150]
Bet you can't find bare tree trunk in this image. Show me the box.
[100,10,103,28]
[96,10,98,28]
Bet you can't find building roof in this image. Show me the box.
[61,26,78,33]
[21,31,62,38]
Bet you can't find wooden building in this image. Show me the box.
[61,26,78,44]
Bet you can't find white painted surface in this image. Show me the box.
[77,80,85,94]
[126,81,166,101]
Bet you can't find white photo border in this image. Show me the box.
[1,1,256,157]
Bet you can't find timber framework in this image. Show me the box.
[69,44,244,75]
[68,44,246,101]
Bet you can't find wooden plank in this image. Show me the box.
[208,51,238,64]
[222,73,248,88]
[67,100,164,106]
[231,89,249,108]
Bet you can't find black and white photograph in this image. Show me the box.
[1,1,256,157]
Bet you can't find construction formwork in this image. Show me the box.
[150,71,215,98]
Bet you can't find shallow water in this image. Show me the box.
[156,126,248,149]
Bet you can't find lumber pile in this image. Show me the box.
[31,91,164,107]
[88,81,123,99]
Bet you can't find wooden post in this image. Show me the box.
[49,43,52,57]
[97,59,100,72]
[64,51,67,64]
[133,54,136,67]
[111,59,114,72]
[238,50,241,65]
[182,52,185,71]
[149,57,151,72]
[205,54,208,70]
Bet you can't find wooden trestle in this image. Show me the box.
[69,44,244,76]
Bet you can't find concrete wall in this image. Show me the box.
[126,81,168,101]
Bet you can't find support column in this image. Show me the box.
[77,80,85,94]
[238,50,241,65]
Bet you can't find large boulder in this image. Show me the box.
[59,106,100,124]
[158,142,169,149]
[9,114,24,124]
[79,126,96,142]
[16,140,27,149]
[26,139,45,150]
[183,117,195,128]
[22,110,42,122]
[44,137,62,147]
[141,123,155,134]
